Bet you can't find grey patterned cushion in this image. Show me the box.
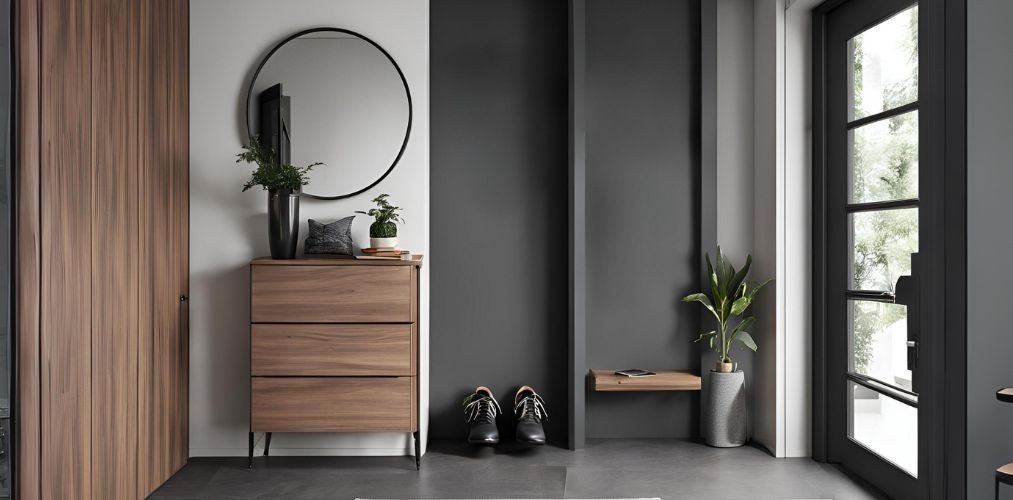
[304,216,355,255]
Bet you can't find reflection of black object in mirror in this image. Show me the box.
[258,83,291,166]
[245,27,412,201]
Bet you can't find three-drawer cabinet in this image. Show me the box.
[248,256,423,469]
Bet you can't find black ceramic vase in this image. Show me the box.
[268,189,299,259]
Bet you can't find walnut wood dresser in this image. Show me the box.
[249,256,423,469]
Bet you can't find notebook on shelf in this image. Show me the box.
[614,369,656,377]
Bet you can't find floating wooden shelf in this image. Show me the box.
[590,369,701,392]
[997,388,1013,403]
[998,463,1013,486]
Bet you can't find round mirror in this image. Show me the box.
[246,28,412,200]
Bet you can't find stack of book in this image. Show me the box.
[360,248,410,260]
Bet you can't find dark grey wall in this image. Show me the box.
[585,0,701,438]
[967,0,1013,497]
[430,0,569,442]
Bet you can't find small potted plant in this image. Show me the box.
[356,194,405,249]
[682,247,770,447]
[236,136,321,259]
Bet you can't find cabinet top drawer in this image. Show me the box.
[252,265,413,323]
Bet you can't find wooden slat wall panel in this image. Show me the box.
[135,0,153,494]
[139,0,166,492]
[139,0,189,494]
[90,0,139,497]
[18,0,187,495]
[15,0,42,497]
[171,0,190,474]
[40,0,93,498]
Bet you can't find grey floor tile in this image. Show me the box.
[150,439,881,500]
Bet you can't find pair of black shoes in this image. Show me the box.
[463,385,547,445]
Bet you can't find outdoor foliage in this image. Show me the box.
[849,7,918,373]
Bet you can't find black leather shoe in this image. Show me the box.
[513,386,547,445]
[463,386,501,445]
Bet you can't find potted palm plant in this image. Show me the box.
[682,247,770,447]
[356,194,405,249]
[236,136,320,259]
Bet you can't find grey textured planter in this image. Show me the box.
[703,370,747,447]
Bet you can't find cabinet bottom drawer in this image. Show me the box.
[252,377,413,432]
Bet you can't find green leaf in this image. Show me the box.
[710,271,723,304]
[705,254,724,304]
[693,330,717,343]
[731,295,752,316]
[683,293,719,321]
[737,332,758,351]
[746,279,773,301]
[716,247,734,291]
[732,316,755,337]
[728,254,752,298]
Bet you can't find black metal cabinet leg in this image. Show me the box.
[264,432,272,457]
[248,432,254,469]
[413,431,421,470]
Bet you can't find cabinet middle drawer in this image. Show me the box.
[251,324,413,376]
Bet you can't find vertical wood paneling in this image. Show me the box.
[15,0,42,497]
[171,0,191,473]
[135,0,154,493]
[90,0,139,497]
[139,0,189,495]
[19,0,188,497]
[40,0,93,498]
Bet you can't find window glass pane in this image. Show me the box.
[849,300,911,389]
[849,111,919,204]
[849,382,918,476]
[848,5,918,121]
[850,208,918,291]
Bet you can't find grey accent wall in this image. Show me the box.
[585,0,702,438]
[967,0,1013,496]
[430,0,569,442]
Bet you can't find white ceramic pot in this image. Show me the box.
[370,237,398,249]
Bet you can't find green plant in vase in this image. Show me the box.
[682,247,771,373]
[235,135,321,259]
[356,194,405,249]
[235,135,319,193]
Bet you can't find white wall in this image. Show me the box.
[709,0,810,458]
[715,0,755,262]
[189,0,429,457]
[705,0,759,440]
[784,0,818,458]
[751,0,785,457]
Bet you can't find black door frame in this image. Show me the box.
[811,0,966,497]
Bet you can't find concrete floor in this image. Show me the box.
[151,439,883,500]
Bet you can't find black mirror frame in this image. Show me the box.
[245,27,413,201]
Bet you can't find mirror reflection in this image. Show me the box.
[247,30,411,199]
